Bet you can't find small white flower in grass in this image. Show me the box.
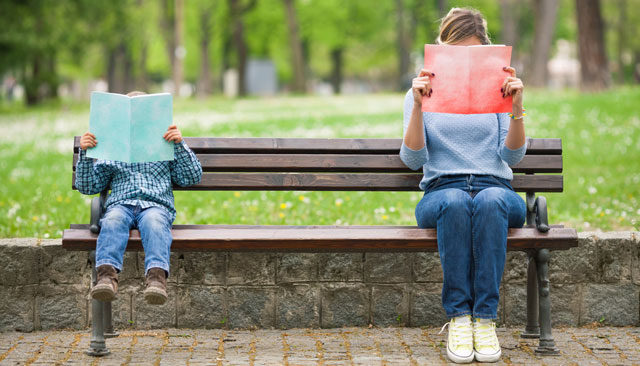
[389,207,396,213]
[605,209,612,215]
[44,233,50,239]
[588,186,597,195]
[335,199,343,207]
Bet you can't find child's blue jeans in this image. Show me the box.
[96,204,173,276]
[415,174,526,320]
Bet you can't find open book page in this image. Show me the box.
[130,93,173,163]
[87,92,174,163]
[87,92,131,162]
[422,44,512,114]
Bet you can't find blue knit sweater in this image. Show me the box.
[399,90,527,191]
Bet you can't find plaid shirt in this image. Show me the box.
[75,141,202,222]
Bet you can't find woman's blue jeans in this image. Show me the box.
[415,174,526,319]
[96,204,173,276]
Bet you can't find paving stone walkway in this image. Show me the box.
[1,326,639,365]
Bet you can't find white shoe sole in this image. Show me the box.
[474,348,502,363]
[447,345,474,364]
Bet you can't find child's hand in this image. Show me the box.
[80,132,97,150]
[163,125,183,144]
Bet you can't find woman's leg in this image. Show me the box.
[471,187,526,319]
[96,205,135,271]
[416,188,474,318]
[136,206,173,276]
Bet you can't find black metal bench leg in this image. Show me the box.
[534,249,559,355]
[521,250,540,339]
[87,251,110,356]
[103,301,118,338]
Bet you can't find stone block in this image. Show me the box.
[364,253,412,283]
[177,286,225,329]
[227,287,276,329]
[0,239,39,286]
[176,252,226,285]
[277,253,317,283]
[502,251,528,285]
[277,284,319,328]
[39,240,89,285]
[412,252,443,283]
[550,234,599,284]
[321,283,369,327]
[133,285,178,328]
[318,253,363,282]
[371,285,409,327]
[109,293,134,329]
[503,283,580,327]
[409,283,447,326]
[597,232,636,283]
[36,284,86,330]
[633,232,640,285]
[114,251,142,282]
[227,253,276,285]
[0,285,35,332]
[580,283,639,326]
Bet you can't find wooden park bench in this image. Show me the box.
[62,136,578,356]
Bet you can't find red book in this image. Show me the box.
[422,44,513,114]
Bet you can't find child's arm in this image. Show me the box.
[164,125,203,187]
[75,132,113,194]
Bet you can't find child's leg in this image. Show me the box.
[96,205,135,271]
[136,206,173,276]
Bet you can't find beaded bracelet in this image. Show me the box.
[508,108,526,120]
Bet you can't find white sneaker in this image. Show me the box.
[473,318,501,362]
[440,315,474,364]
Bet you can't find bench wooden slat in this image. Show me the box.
[72,154,562,174]
[62,227,578,252]
[71,173,563,192]
[73,137,562,155]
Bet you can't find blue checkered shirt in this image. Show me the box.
[75,141,202,222]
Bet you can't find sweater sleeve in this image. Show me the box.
[75,149,112,195]
[497,112,527,166]
[170,141,203,187]
[399,89,428,171]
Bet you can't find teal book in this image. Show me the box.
[87,91,174,163]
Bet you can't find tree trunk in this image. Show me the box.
[437,0,448,17]
[228,0,251,96]
[283,0,306,93]
[395,0,410,91]
[529,0,558,87]
[576,0,610,91]
[137,42,149,92]
[330,48,343,94]
[197,4,214,97]
[173,0,184,96]
[161,0,176,91]
[616,0,626,84]
[500,0,519,47]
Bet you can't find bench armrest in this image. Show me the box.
[89,190,109,234]
[526,193,550,233]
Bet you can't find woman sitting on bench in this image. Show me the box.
[399,7,527,364]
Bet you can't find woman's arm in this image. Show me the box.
[502,67,526,150]
[403,68,433,150]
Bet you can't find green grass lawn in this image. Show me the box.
[0,88,638,238]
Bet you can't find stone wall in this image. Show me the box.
[0,232,638,332]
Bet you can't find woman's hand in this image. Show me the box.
[412,69,435,105]
[80,132,97,150]
[502,66,524,109]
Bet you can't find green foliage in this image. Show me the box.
[0,89,638,238]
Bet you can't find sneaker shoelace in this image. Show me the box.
[439,319,473,352]
[474,320,499,352]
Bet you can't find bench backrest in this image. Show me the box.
[72,137,562,193]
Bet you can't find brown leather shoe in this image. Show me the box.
[144,268,168,305]
[91,265,118,301]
